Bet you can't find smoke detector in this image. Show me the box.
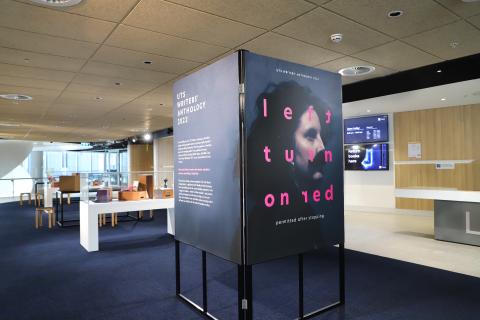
[0,94,33,101]
[338,66,375,77]
[330,33,343,43]
[30,0,83,7]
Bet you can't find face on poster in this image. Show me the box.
[245,52,344,265]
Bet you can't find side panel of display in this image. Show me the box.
[173,53,242,264]
[244,52,344,264]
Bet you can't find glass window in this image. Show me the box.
[91,152,105,172]
[46,151,63,175]
[66,152,77,173]
[77,152,92,172]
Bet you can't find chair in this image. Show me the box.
[19,193,32,206]
[99,213,117,227]
[35,207,55,229]
[34,193,44,207]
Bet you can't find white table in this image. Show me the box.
[80,198,175,252]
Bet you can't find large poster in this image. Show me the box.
[244,52,344,264]
[173,53,242,264]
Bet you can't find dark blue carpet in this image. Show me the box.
[0,201,479,320]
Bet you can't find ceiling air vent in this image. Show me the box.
[30,0,83,7]
[0,94,33,101]
[338,66,375,77]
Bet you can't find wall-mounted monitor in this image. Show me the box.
[344,143,389,171]
[344,115,388,144]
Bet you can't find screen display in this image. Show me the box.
[344,115,388,144]
[344,143,389,170]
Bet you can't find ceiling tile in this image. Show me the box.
[115,102,172,118]
[353,40,442,71]
[123,0,264,47]
[81,61,176,84]
[435,0,480,18]
[0,63,75,82]
[0,26,99,59]
[73,73,157,94]
[240,32,342,66]
[0,0,116,43]
[0,84,61,103]
[54,90,129,110]
[403,20,480,60]
[92,45,201,75]
[0,75,68,91]
[125,83,174,108]
[16,0,140,22]
[274,7,393,55]
[166,0,315,29]
[0,47,86,72]
[66,83,150,102]
[467,13,480,29]
[316,56,396,84]
[105,25,229,63]
[323,0,459,38]
[307,0,331,4]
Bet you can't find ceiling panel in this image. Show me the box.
[114,103,172,118]
[16,0,140,22]
[53,90,130,110]
[240,32,343,66]
[66,82,151,102]
[72,73,157,94]
[467,13,480,29]
[166,0,315,30]
[0,0,116,43]
[0,47,86,72]
[0,26,99,59]
[435,0,480,19]
[80,61,175,84]
[308,0,331,4]
[404,20,480,60]
[105,25,229,63]
[323,0,459,38]
[0,84,62,103]
[123,0,264,48]
[0,74,68,91]
[274,7,393,55]
[353,40,442,71]
[91,45,201,75]
[0,63,75,82]
[316,56,396,84]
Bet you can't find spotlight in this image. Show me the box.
[144,133,152,141]
[132,137,137,143]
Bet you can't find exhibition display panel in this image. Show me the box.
[173,50,344,319]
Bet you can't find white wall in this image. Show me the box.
[0,140,34,197]
[344,113,396,210]
[153,136,174,188]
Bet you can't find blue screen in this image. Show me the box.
[344,143,389,171]
[344,115,388,144]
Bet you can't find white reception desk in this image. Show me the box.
[80,198,174,252]
[394,188,480,203]
[394,188,480,246]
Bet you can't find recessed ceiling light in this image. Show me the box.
[143,60,153,65]
[115,82,121,86]
[436,69,442,73]
[449,41,459,48]
[159,103,164,106]
[330,33,343,43]
[0,94,33,101]
[131,138,136,143]
[387,10,403,18]
[338,66,375,77]
[144,133,152,141]
[441,97,446,101]
[95,96,103,101]
[30,0,83,7]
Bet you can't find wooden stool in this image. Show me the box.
[35,207,55,229]
[98,214,107,227]
[19,193,32,206]
[111,213,118,227]
[67,193,71,205]
[34,193,43,207]
[138,210,144,219]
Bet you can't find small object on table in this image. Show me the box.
[163,178,168,188]
[118,191,148,201]
[95,188,112,203]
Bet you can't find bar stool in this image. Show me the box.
[35,207,55,229]
[19,193,32,206]
[99,214,106,227]
[34,193,44,207]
